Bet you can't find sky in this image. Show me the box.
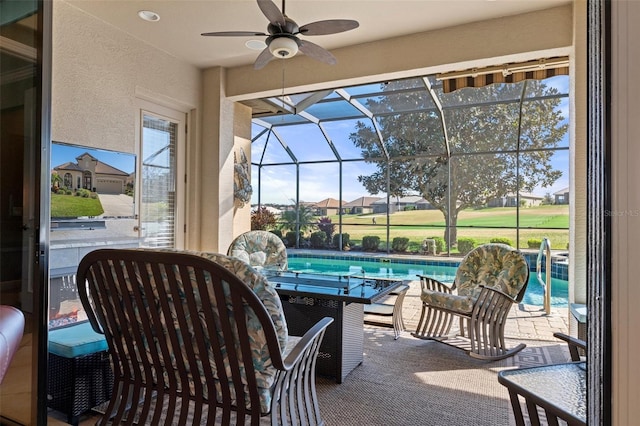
[51,142,136,174]
[250,76,571,206]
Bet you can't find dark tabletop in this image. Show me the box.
[265,271,403,304]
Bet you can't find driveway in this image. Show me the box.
[98,194,135,218]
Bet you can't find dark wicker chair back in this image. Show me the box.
[77,248,332,425]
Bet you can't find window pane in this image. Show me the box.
[275,123,336,162]
[323,118,377,160]
[141,115,177,248]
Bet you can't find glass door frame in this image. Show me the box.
[135,101,186,249]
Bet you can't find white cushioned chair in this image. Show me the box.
[227,230,288,272]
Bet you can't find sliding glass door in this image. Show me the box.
[0,0,51,424]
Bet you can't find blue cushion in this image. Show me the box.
[49,321,107,358]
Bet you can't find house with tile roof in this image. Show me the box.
[343,196,382,214]
[313,198,346,216]
[53,152,132,194]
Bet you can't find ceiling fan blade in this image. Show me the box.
[201,31,267,37]
[299,19,359,36]
[254,46,277,70]
[298,40,336,65]
[257,0,286,27]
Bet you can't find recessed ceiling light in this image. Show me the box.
[245,40,267,51]
[138,10,160,22]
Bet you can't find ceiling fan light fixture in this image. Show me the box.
[269,37,298,59]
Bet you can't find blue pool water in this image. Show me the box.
[287,255,568,307]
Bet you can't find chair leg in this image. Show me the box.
[468,289,525,360]
[412,302,454,339]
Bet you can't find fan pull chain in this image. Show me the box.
[281,61,286,122]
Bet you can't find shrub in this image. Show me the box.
[333,233,350,249]
[270,229,282,239]
[75,188,91,198]
[64,189,73,195]
[317,216,335,241]
[362,236,381,251]
[309,231,327,248]
[251,206,277,230]
[527,238,542,249]
[490,237,513,246]
[457,237,477,255]
[392,237,410,252]
[284,231,297,248]
[427,236,447,253]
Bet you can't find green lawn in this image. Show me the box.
[51,193,104,218]
[320,205,570,252]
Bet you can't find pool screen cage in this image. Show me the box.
[247,59,570,255]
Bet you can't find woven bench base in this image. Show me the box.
[47,351,113,425]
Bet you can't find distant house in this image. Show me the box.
[313,198,346,216]
[554,187,570,205]
[371,195,425,214]
[251,205,282,216]
[343,196,382,214]
[53,152,131,194]
[487,192,544,207]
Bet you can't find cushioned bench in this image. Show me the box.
[47,321,113,425]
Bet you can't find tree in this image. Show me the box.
[278,201,317,246]
[51,172,63,191]
[350,79,567,245]
[541,192,555,205]
[251,206,277,230]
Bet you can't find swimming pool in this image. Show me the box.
[287,254,568,307]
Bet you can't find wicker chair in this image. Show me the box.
[412,243,530,360]
[227,230,288,272]
[77,248,332,425]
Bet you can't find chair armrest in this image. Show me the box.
[417,275,454,293]
[478,284,518,303]
[553,332,587,361]
[282,317,333,370]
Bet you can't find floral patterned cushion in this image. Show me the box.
[455,243,529,299]
[420,244,529,315]
[420,290,475,314]
[227,231,288,271]
[116,249,288,413]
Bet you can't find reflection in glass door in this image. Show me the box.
[0,1,50,424]
[139,113,183,248]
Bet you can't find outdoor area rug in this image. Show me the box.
[315,327,571,426]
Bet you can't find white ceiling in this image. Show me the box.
[65,0,570,69]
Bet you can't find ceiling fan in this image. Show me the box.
[201,0,359,69]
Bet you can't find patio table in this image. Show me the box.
[498,361,587,426]
[266,271,402,383]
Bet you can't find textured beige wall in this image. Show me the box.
[51,1,200,152]
[225,4,573,100]
[231,104,253,239]
[611,1,640,423]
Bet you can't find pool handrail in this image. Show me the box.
[536,237,552,315]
